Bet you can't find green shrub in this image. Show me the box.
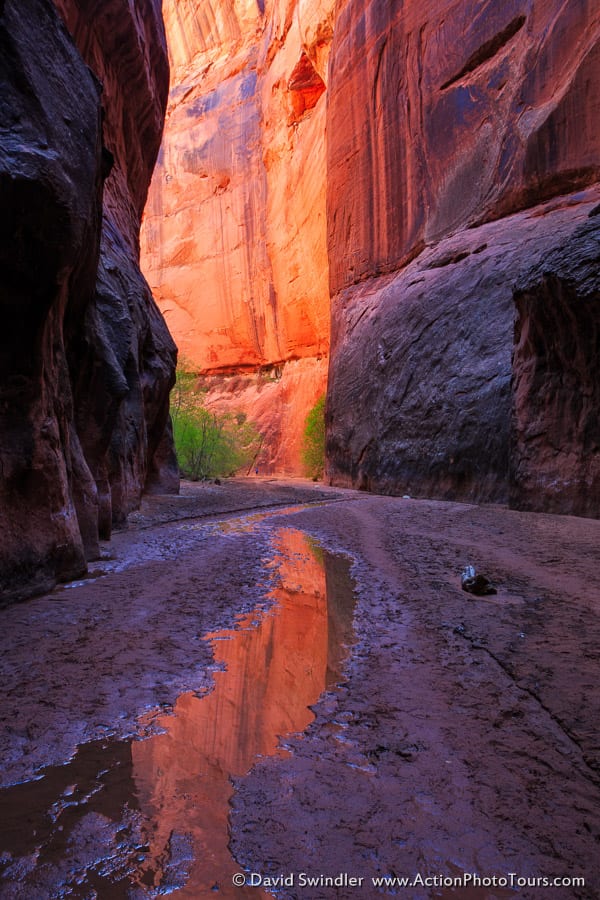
[301,394,326,480]
[171,364,262,480]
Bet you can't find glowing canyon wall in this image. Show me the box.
[141,0,334,473]
[0,0,176,603]
[143,0,600,513]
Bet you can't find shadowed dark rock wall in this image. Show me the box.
[511,211,600,516]
[326,0,600,515]
[0,0,176,604]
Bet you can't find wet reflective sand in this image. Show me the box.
[0,527,355,897]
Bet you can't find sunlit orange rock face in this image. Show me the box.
[141,0,334,473]
[325,0,600,515]
[143,0,600,512]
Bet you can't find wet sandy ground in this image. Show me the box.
[1,479,600,899]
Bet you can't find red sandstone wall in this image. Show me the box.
[0,0,176,604]
[143,0,600,512]
[1,0,104,601]
[325,0,600,514]
[327,0,600,292]
[141,0,334,473]
[53,0,169,254]
[53,0,178,529]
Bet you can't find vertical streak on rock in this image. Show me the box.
[141,0,334,472]
[325,0,600,513]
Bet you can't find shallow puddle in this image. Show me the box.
[0,528,356,898]
[56,502,334,588]
[182,504,316,535]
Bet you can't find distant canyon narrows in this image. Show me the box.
[142,0,600,513]
[141,0,334,474]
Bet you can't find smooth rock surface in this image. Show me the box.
[0,0,176,604]
[327,188,600,504]
[0,0,103,601]
[326,0,600,514]
[511,206,600,516]
[54,0,177,529]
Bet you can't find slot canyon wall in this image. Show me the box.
[0,0,177,604]
[325,0,600,514]
[2,0,598,609]
[143,0,599,513]
[141,0,333,473]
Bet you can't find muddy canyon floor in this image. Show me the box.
[1,480,599,900]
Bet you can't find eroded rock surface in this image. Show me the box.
[141,0,333,473]
[511,208,600,516]
[141,0,599,510]
[325,0,600,514]
[0,0,176,604]
[327,189,600,504]
[327,0,600,291]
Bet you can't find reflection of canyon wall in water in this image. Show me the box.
[1,0,597,609]
[0,528,353,895]
[0,0,177,605]
[141,0,333,473]
[131,529,353,896]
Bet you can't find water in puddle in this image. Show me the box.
[0,528,356,897]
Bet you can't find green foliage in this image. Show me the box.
[301,394,326,480]
[171,363,262,480]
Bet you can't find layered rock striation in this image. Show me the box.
[326,0,600,514]
[141,0,334,472]
[0,0,176,604]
